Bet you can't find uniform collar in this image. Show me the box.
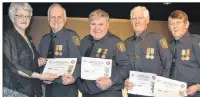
[170,32,190,44]
[50,28,65,38]
[132,29,149,41]
[89,32,110,43]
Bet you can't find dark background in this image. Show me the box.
[3,3,200,22]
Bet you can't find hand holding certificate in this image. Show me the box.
[43,58,77,76]
[81,57,112,80]
[154,76,187,97]
[128,71,157,96]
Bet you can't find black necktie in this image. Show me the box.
[133,35,143,71]
[47,33,56,58]
[85,40,98,57]
[45,33,57,95]
[169,40,178,78]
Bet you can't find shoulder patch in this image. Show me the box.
[190,34,200,48]
[72,36,80,46]
[116,42,126,52]
[159,38,168,49]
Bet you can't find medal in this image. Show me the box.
[59,52,63,56]
[59,45,63,51]
[151,48,154,54]
[54,45,59,56]
[146,48,150,59]
[185,49,190,61]
[55,51,59,55]
[150,55,154,60]
[181,56,185,61]
[101,49,108,58]
[181,49,186,61]
[56,45,59,51]
[185,56,189,60]
[57,45,63,56]
[181,49,186,56]
[146,54,150,59]
[150,48,155,60]
[103,49,108,55]
[96,48,102,58]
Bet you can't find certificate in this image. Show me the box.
[43,58,77,76]
[154,76,187,97]
[128,71,157,96]
[81,57,112,80]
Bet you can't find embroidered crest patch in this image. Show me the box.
[72,36,80,46]
[159,38,168,49]
[116,42,126,52]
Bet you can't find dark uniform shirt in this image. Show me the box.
[169,32,200,87]
[125,30,172,97]
[77,32,129,97]
[3,28,42,97]
[38,28,81,97]
[125,30,172,76]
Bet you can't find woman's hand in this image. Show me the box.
[38,57,47,67]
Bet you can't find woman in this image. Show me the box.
[3,3,58,97]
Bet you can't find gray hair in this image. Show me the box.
[8,2,33,22]
[130,6,149,19]
[47,3,67,20]
[88,9,109,23]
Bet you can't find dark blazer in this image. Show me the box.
[3,28,42,97]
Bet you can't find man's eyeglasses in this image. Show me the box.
[15,15,31,20]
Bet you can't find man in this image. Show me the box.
[77,9,129,97]
[168,10,200,97]
[124,6,172,97]
[38,3,81,97]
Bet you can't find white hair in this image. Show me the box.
[47,3,67,20]
[8,2,33,22]
[130,6,149,19]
